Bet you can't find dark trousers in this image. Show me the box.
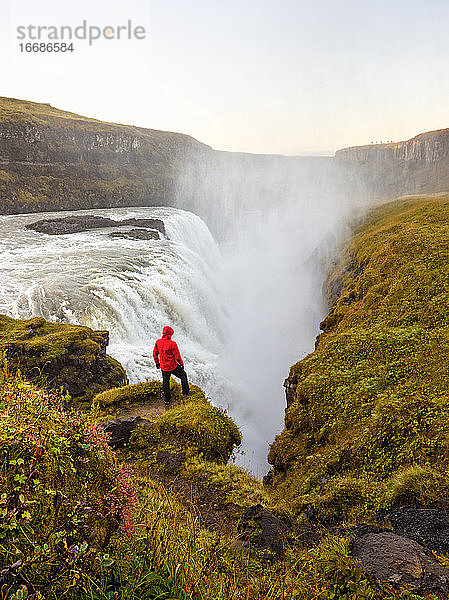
[162,365,190,403]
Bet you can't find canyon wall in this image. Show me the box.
[0,97,338,221]
[0,97,212,213]
[336,129,449,200]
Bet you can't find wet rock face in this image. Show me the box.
[26,215,166,237]
[237,504,287,558]
[110,228,160,241]
[102,416,152,449]
[351,531,449,596]
[387,508,449,554]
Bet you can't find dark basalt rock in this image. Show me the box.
[102,416,152,449]
[156,450,186,473]
[387,508,449,554]
[26,215,166,237]
[351,531,449,596]
[237,504,286,557]
[110,228,160,241]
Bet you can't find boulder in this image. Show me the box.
[387,508,449,554]
[156,450,186,473]
[237,504,286,558]
[351,531,449,596]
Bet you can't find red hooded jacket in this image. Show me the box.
[153,326,184,371]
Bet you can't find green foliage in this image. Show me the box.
[98,476,421,600]
[268,196,449,520]
[0,365,137,599]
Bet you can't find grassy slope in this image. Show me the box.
[0,96,196,140]
[268,196,449,522]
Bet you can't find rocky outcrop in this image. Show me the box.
[386,508,449,554]
[336,129,449,163]
[26,214,166,236]
[0,314,127,404]
[351,530,449,596]
[102,416,152,449]
[236,504,287,558]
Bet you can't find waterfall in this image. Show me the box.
[0,168,363,476]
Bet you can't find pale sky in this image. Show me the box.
[1,0,449,155]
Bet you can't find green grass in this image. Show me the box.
[0,343,437,599]
[267,195,449,522]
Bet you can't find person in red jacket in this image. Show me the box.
[153,325,193,405]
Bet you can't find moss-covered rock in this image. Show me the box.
[0,314,127,405]
[94,380,242,463]
[267,196,449,522]
[94,380,162,410]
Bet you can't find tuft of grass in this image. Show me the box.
[93,380,163,410]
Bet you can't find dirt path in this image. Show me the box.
[116,398,175,420]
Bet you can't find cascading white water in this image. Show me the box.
[0,208,230,399]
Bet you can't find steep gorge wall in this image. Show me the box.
[0,97,339,221]
[336,129,449,200]
[266,196,449,521]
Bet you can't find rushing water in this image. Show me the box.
[0,190,358,476]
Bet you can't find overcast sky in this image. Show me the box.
[1,0,449,154]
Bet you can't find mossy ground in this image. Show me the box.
[94,380,242,463]
[268,196,449,524]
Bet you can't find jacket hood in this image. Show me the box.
[162,326,174,338]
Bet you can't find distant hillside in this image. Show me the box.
[3,96,449,220]
[336,129,449,200]
[0,97,211,213]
